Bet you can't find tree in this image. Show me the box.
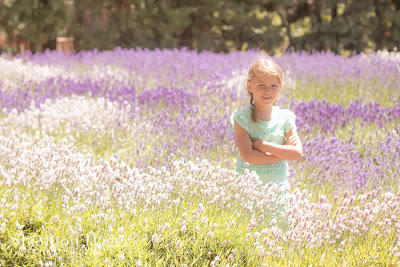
[0,0,70,52]
[1,0,399,53]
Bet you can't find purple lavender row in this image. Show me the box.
[289,131,400,193]
[0,77,136,112]
[20,48,400,83]
[291,98,400,134]
[12,49,400,103]
[2,77,399,137]
[275,50,400,85]
[16,48,255,86]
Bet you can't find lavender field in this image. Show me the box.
[0,48,400,266]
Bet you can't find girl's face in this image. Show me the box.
[247,74,281,109]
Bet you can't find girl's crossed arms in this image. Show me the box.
[234,121,303,165]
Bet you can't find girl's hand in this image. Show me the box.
[286,134,297,146]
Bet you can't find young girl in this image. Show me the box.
[231,56,303,191]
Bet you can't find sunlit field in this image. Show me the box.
[0,48,400,266]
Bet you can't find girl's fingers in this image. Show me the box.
[287,135,297,145]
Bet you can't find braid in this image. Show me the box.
[250,93,257,122]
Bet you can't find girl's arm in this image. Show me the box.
[234,121,282,164]
[252,126,303,161]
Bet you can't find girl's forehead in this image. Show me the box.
[252,74,280,84]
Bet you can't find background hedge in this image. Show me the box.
[1,0,399,54]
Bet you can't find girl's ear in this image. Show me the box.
[246,80,253,93]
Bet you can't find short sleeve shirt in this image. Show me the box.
[230,106,296,186]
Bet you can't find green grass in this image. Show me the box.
[285,78,400,107]
[1,182,399,266]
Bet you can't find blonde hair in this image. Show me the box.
[247,56,284,122]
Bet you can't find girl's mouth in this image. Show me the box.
[262,96,272,100]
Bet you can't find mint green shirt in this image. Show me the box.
[231,106,296,188]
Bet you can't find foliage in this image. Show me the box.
[1,0,400,53]
[0,0,70,52]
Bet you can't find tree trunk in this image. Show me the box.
[373,0,385,50]
[276,9,294,51]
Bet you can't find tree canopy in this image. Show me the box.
[0,0,399,54]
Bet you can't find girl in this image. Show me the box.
[231,56,303,191]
